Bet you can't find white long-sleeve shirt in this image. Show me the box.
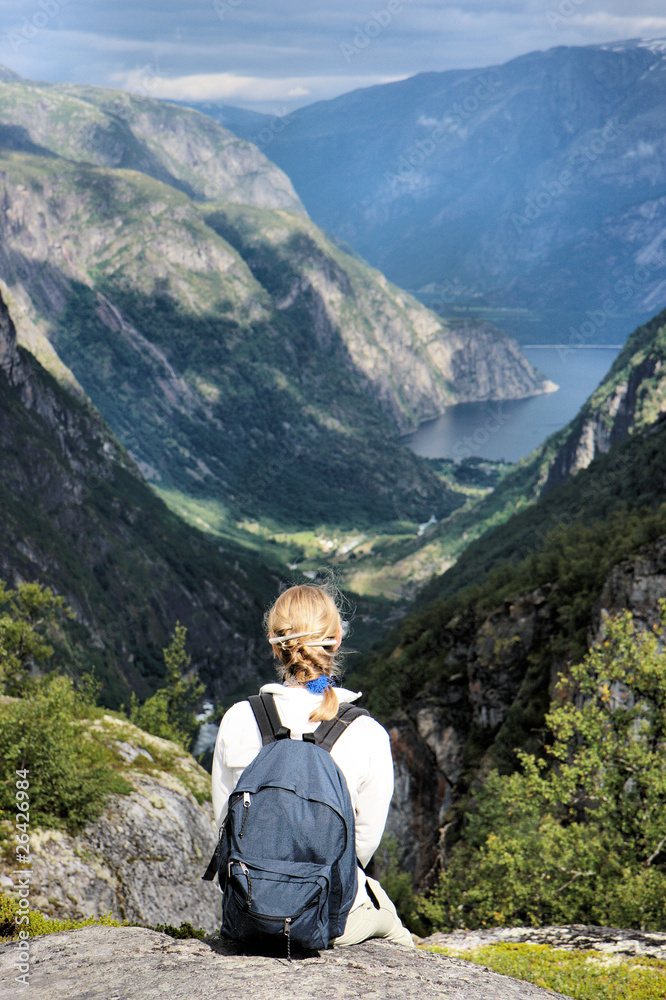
[211,683,394,909]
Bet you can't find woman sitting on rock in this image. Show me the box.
[211,582,414,949]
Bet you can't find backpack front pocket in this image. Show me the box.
[222,858,330,949]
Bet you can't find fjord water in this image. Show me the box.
[404,346,621,463]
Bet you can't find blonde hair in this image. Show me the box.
[265,584,343,722]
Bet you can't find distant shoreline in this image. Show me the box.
[404,345,622,463]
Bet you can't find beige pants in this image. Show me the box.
[333,877,414,949]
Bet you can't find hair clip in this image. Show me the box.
[269,632,337,647]
[269,631,313,644]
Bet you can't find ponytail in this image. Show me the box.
[309,684,338,723]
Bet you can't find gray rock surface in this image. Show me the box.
[594,535,666,635]
[424,924,666,960]
[0,926,574,1000]
[544,335,666,492]
[0,718,220,934]
[0,76,305,213]
[385,585,558,883]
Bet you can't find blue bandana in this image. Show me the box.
[306,676,332,694]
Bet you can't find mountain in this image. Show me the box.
[172,100,270,142]
[0,67,21,83]
[0,72,548,531]
[382,524,666,885]
[0,74,304,211]
[353,307,666,883]
[0,286,275,707]
[201,40,666,343]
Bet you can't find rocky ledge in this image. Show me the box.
[0,716,219,934]
[0,925,572,1000]
[424,924,666,960]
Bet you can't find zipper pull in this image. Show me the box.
[284,917,292,962]
[238,861,252,909]
[239,793,251,838]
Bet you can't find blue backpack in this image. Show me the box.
[203,693,369,954]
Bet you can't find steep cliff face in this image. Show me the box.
[0,285,274,705]
[0,280,130,478]
[544,309,666,489]
[205,206,549,435]
[592,535,666,635]
[0,717,219,932]
[385,587,558,885]
[385,535,666,885]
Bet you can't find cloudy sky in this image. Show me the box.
[2,0,666,111]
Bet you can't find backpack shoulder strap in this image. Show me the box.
[314,703,370,753]
[248,693,290,744]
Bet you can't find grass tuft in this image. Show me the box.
[425,942,666,1000]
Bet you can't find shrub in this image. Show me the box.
[419,604,666,931]
[0,674,132,832]
[129,624,204,750]
[0,581,72,695]
[373,836,425,935]
[0,893,122,938]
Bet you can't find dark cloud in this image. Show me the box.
[1,1,666,110]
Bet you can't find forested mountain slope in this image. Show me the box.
[0,71,548,529]
[0,286,274,707]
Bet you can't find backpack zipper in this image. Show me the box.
[239,792,251,838]
[228,859,253,908]
[227,862,321,922]
[284,917,291,962]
